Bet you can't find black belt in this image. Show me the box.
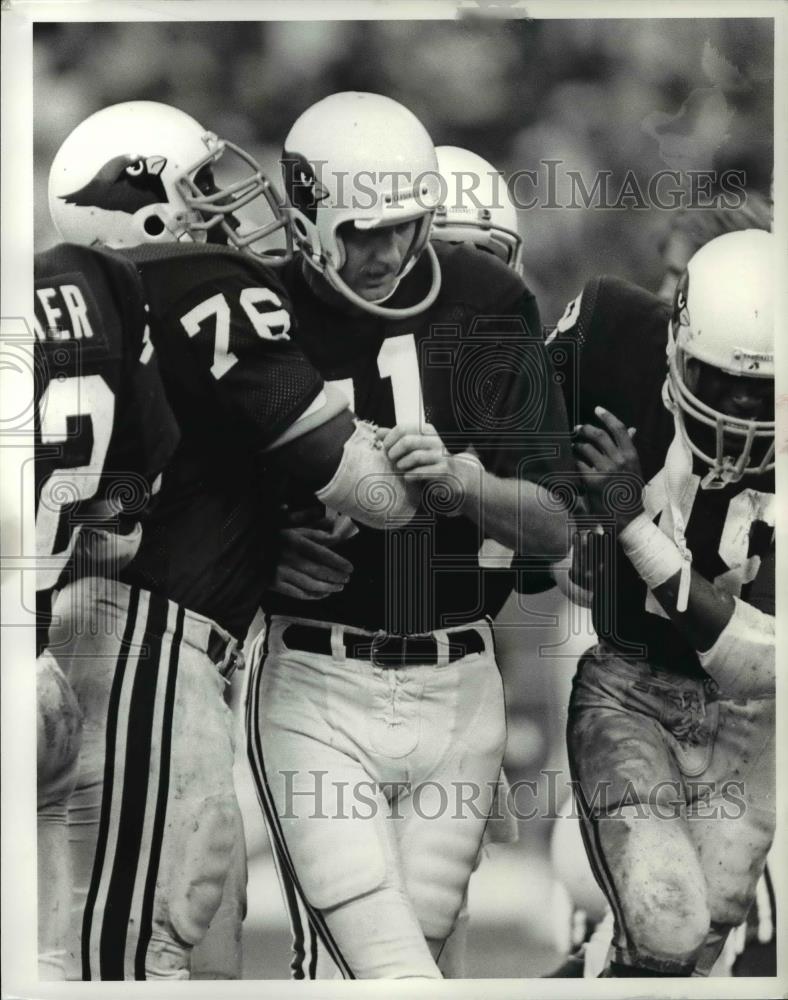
[281,623,484,668]
[207,627,244,680]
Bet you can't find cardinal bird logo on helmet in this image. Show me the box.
[672,268,691,330]
[281,150,329,223]
[60,154,169,214]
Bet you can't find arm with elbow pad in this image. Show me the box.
[618,513,775,699]
[265,389,417,531]
[697,598,775,699]
[315,420,418,530]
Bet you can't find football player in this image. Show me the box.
[396,143,527,979]
[657,200,776,979]
[545,199,776,977]
[655,193,773,306]
[560,229,775,976]
[430,144,523,271]
[46,101,427,980]
[34,242,180,978]
[246,93,574,979]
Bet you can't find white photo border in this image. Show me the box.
[2,2,786,998]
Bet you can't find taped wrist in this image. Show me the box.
[697,597,775,698]
[618,512,690,604]
[315,421,417,530]
[447,451,485,519]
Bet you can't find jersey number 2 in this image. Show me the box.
[36,375,115,590]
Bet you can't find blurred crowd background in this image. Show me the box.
[34,17,773,322]
[33,15,774,978]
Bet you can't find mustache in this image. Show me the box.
[362,266,397,279]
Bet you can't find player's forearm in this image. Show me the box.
[456,457,569,558]
[619,513,774,695]
[651,566,736,651]
[315,421,418,530]
[653,570,774,696]
[270,409,418,531]
[618,511,736,648]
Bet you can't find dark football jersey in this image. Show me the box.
[266,241,573,633]
[564,276,775,676]
[116,243,323,637]
[34,243,179,651]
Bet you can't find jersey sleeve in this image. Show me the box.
[466,287,573,595]
[473,289,573,483]
[33,245,180,500]
[545,279,601,426]
[100,250,180,488]
[115,343,181,492]
[519,286,542,340]
[145,261,324,453]
[433,244,572,486]
[575,275,671,428]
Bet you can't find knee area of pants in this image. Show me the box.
[38,949,67,981]
[705,838,772,925]
[409,877,464,942]
[406,836,480,941]
[710,886,757,928]
[37,658,82,734]
[37,660,83,790]
[144,934,191,980]
[630,884,710,962]
[190,900,244,980]
[168,795,240,947]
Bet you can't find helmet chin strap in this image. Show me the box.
[366,281,400,306]
[323,243,442,319]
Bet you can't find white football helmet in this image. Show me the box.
[431,146,523,272]
[281,92,441,318]
[666,229,775,484]
[49,101,291,262]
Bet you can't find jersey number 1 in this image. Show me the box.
[331,334,426,425]
[331,335,508,568]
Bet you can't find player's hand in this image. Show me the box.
[268,506,356,601]
[573,406,643,530]
[377,423,453,478]
[376,423,482,512]
[551,527,603,607]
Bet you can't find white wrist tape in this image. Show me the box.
[315,421,417,530]
[449,450,485,518]
[618,512,691,606]
[697,597,775,699]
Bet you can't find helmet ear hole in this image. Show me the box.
[292,216,309,240]
[143,214,166,237]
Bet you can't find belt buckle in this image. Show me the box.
[218,638,244,680]
[370,630,400,668]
